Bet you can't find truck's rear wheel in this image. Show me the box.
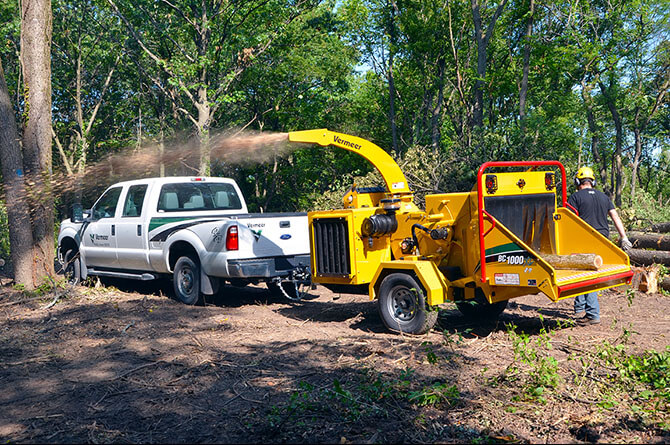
[455,289,508,321]
[378,273,437,335]
[174,256,201,305]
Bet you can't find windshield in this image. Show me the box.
[157,182,242,212]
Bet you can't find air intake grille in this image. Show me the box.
[313,217,351,276]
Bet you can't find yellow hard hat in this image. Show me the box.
[575,166,596,186]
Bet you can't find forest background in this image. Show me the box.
[0,0,668,288]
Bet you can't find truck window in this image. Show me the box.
[91,187,122,220]
[157,182,242,212]
[122,184,148,217]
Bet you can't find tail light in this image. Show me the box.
[226,225,239,250]
[485,175,498,194]
[545,172,556,190]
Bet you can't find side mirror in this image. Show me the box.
[71,203,84,223]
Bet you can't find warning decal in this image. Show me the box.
[494,273,520,285]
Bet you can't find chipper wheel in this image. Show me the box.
[454,289,508,322]
[378,273,438,335]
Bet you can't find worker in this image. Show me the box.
[568,166,633,325]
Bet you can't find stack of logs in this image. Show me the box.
[628,222,670,293]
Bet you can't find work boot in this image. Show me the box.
[573,311,586,319]
[577,317,601,326]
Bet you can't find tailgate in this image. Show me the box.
[234,213,309,257]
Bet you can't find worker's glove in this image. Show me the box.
[621,237,633,251]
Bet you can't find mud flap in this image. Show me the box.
[200,270,220,295]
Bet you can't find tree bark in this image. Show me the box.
[0,58,36,286]
[650,222,670,233]
[21,0,54,284]
[541,253,603,270]
[627,248,670,266]
[628,232,670,251]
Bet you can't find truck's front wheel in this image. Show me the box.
[63,249,81,286]
[173,256,201,305]
[378,273,437,335]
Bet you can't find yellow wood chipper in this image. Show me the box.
[288,129,633,334]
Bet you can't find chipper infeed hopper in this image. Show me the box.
[288,129,633,334]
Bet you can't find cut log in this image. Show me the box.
[541,253,603,270]
[650,222,670,233]
[631,265,659,294]
[628,231,670,251]
[627,248,670,266]
[661,277,670,292]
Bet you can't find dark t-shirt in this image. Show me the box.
[567,188,615,237]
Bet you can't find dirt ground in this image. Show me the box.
[0,276,668,444]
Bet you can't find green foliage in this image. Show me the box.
[619,186,670,229]
[506,323,561,402]
[266,367,460,429]
[408,382,460,407]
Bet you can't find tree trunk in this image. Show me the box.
[471,0,485,128]
[387,3,399,154]
[470,0,508,130]
[650,222,670,233]
[600,80,623,206]
[661,276,670,292]
[627,248,670,266]
[630,115,642,201]
[581,81,608,192]
[197,87,211,176]
[21,0,54,284]
[519,0,534,148]
[631,265,659,294]
[541,253,603,270]
[0,58,36,286]
[628,232,670,251]
[430,57,445,150]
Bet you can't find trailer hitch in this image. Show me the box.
[270,265,312,301]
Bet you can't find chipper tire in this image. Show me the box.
[455,289,507,322]
[173,256,202,305]
[378,273,438,335]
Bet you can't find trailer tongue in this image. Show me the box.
[289,129,633,334]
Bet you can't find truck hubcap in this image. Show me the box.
[179,267,194,294]
[389,286,417,322]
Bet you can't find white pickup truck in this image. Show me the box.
[57,176,310,303]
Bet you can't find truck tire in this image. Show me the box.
[455,289,507,321]
[63,249,81,285]
[378,273,437,335]
[173,256,201,305]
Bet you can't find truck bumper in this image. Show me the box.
[227,254,311,278]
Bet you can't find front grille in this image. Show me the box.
[313,217,351,276]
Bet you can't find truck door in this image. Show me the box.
[81,186,123,269]
[115,184,151,270]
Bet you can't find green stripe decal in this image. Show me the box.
[484,242,523,256]
[149,217,200,232]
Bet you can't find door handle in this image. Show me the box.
[137,225,142,236]
[111,224,115,236]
